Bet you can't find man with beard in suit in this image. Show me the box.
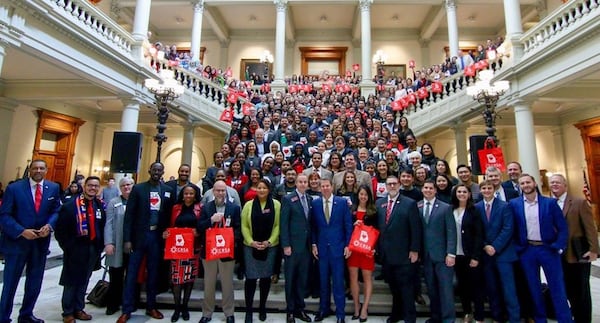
[117,162,176,323]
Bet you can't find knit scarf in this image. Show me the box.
[75,194,92,237]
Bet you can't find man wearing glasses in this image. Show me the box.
[376,176,422,323]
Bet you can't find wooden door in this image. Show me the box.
[575,117,600,229]
[32,110,85,189]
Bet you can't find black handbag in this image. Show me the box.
[87,258,109,307]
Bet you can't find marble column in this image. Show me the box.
[352,39,361,76]
[0,97,18,182]
[358,0,375,96]
[120,97,142,132]
[131,0,152,62]
[445,0,459,59]
[513,101,540,180]
[503,0,524,62]
[190,0,204,63]
[271,0,288,93]
[181,122,196,166]
[452,122,469,166]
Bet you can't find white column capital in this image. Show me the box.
[274,0,288,11]
[359,0,373,12]
[445,0,457,10]
[192,0,205,12]
[0,96,18,112]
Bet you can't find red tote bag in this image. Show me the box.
[477,139,506,173]
[164,228,195,260]
[348,223,379,256]
[205,224,235,261]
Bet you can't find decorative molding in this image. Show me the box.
[358,0,373,12]
[274,0,288,11]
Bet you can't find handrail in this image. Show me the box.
[46,0,135,54]
[521,0,599,56]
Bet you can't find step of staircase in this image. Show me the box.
[144,278,472,316]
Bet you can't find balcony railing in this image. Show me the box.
[521,0,599,57]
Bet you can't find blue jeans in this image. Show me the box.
[122,230,161,314]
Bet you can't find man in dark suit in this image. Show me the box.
[55,176,106,323]
[118,162,176,323]
[510,174,572,323]
[550,174,599,323]
[280,174,313,323]
[311,178,353,323]
[376,175,422,323]
[501,161,522,197]
[485,166,519,202]
[197,180,241,323]
[476,180,520,323]
[0,160,61,323]
[418,180,456,323]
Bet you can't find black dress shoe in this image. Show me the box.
[181,308,189,321]
[314,312,329,322]
[226,316,235,323]
[294,311,312,322]
[286,313,296,323]
[385,317,399,323]
[18,316,45,323]
[199,317,212,323]
[336,319,345,323]
[244,312,253,323]
[258,310,267,321]
[171,310,180,322]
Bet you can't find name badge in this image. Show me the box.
[95,209,102,219]
[115,202,123,207]
[165,192,171,198]
[225,218,231,227]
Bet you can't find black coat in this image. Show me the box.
[376,195,422,266]
[458,207,485,261]
[123,181,175,249]
[55,197,105,286]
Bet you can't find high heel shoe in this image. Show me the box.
[359,305,368,322]
[352,303,362,320]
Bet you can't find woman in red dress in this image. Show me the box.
[347,185,378,322]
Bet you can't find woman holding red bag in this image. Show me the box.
[347,185,378,322]
[162,184,201,322]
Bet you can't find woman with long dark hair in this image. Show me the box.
[451,184,485,323]
[434,174,454,204]
[163,184,202,322]
[241,179,281,323]
[347,185,378,322]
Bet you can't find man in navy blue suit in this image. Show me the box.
[311,178,353,323]
[476,180,520,323]
[510,174,572,323]
[501,161,522,197]
[485,166,520,202]
[0,160,61,323]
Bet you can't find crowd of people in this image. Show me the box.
[0,35,596,323]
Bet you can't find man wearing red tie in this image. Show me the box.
[376,176,422,323]
[0,160,61,323]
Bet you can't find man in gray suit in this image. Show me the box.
[418,180,456,323]
[280,174,313,323]
[332,154,370,192]
[302,152,333,181]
